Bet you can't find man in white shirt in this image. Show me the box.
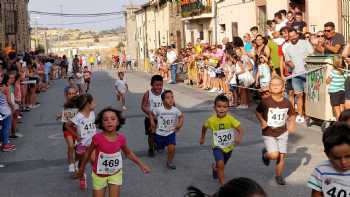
[166,45,178,84]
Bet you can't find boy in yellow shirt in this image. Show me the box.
[200,94,244,185]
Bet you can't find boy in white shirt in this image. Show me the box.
[114,72,128,111]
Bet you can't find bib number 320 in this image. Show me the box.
[97,152,123,175]
[213,129,234,148]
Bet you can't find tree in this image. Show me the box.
[36,44,45,54]
[94,36,100,43]
[116,42,125,49]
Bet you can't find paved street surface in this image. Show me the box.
[0,68,327,197]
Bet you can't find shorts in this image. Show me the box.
[63,130,77,140]
[262,131,289,154]
[92,171,122,190]
[76,144,88,155]
[144,117,156,135]
[213,148,232,164]
[329,91,345,106]
[229,84,237,92]
[344,78,350,100]
[155,132,176,150]
[208,71,216,78]
[216,72,225,78]
[286,79,293,92]
[292,76,305,94]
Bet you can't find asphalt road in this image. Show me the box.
[0,68,327,197]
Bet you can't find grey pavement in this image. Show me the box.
[0,69,326,197]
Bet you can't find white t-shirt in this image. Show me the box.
[166,50,177,64]
[308,160,350,197]
[153,106,182,136]
[148,89,163,113]
[115,79,127,94]
[71,111,96,146]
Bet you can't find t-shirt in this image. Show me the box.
[167,51,177,64]
[325,33,345,54]
[204,114,241,153]
[44,62,52,74]
[268,39,281,69]
[244,42,253,53]
[256,96,294,137]
[71,111,96,146]
[284,39,314,74]
[329,69,346,93]
[115,79,127,93]
[292,21,307,32]
[308,160,350,196]
[258,63,271,87]
[153,106,182,136]
[92,132,126,176]
[0,92,11,118]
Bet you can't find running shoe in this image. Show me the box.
[275,176,286,185]
[236,105,248,109]
[296,115,305,123]
[208,88,217,93]
[68,163,75,173]
[122,106,128,111]
[2,144,16,152]
[261,148,270,166]
[166,161,176,170]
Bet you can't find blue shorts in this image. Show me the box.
[155,132,176,150]
[213,148,232,164]
[292,76,305,94]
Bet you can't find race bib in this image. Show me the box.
[158,114,177,134]
[213,129,234,149]
[97,151,123,175]
[79,121,96,138]
[267,108,289,128]
[323,179,350,197]
[61,108,78,122]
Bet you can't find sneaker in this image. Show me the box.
[217,89,224,94]
[147,149,155,157]
[122,106,128,111]
[236,105,248,109]
[68,163,75,173]
[275,176,286,185]
[166,161,176,170]
[79,173,87,190]
[261,148,270,166]
[2,144,16,152]
[208,88,217,93]
[17,115,22,119]
[0,164,5,168]
[31,104,40,109]
[296,115,305,123]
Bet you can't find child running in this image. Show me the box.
[114,72,128,111]
[61,87,78,173]
[149,90,184,169]
[308,123,350,197]
[141,75,164,157]
[66,93,97,189]
[256,76,296,185]
[200,94,244,185]
[74,107,150,197]
[83,66,92,93]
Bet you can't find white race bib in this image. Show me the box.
[323,179,350,197]
[61,108,78,122]
[267,108,289,128]
[79,121,96,138]
[158,114,177,134]
[213,129,234,149]
[97,152,123,175]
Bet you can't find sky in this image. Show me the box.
[29,0,146,31]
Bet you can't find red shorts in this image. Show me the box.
[63,131,77,140]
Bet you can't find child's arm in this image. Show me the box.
[74,143,95,178]
[234,126,244,145]
[175,113,184,132]
[141,91,150,115]
[326,72,332,84]
[311,190,323,197]
[199,126,207,145]
[149,112,156,133]
[256,112,268,129]
[122,144,150,173]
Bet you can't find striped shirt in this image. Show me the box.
[328,69,346,93]
[0,92,11,118]
[308,160,350,196]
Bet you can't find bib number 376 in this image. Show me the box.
[97,152,122,175]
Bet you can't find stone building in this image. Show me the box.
[0,0,30,53]
[124,5,140,62]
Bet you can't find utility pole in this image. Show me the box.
[59,4,63,52]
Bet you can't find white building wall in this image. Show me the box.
[307,0,339,33]
[266,0,289,19]
[146,7,156,51]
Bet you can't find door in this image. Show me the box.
[257,5,267,33]
[176,31,182,49]
[231,22,238,37]
[340,0,350,42]
[190,31,194,44]
[208,30,212,45]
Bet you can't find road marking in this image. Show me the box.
[48,133,63,139]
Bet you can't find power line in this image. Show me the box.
[30,10,125,17]
[32,16,123,26]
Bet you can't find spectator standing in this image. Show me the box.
[243,33,253,54]
[250,26,259,40]
[292,12,307,33]
[286,11,295,28]
[284,28,314,123]
[316,22,345,54]
[274,12,287,32]
[167,45,178,84]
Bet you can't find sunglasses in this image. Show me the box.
[324,29,332,32]
[317,35,324,37]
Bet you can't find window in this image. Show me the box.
[5,2,17,34]
[220,24,226,33]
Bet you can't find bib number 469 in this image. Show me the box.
[102,159,120,168]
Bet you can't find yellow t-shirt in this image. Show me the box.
[204,114,241,153]
[194,44,202,55]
